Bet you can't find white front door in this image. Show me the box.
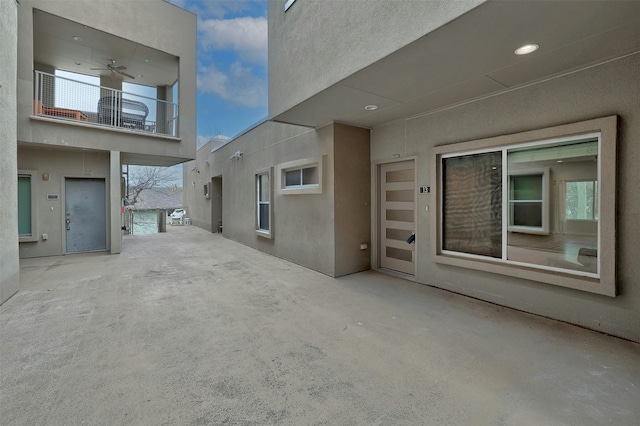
[380,160,415,275]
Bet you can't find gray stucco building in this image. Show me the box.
[185,0,640,342]
[1,0,196,304]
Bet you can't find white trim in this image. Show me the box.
[255,168,273,239]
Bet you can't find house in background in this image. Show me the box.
[184,0,640,342]
[125,186,183,235]
[1,0,196,304]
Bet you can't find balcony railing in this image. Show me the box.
[33,70,178,137]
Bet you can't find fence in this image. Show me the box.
[33,70,178,137]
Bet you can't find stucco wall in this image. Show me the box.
[0,0,19,305]
[183,141,214,232]
[18,148,111,258]
[334,124,371,276]
[188,122,372,278]
[209,122,337,276]
[370,53,640,341]
[268,0,485,118]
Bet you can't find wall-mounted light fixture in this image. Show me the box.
[42,173,50,181]
[230,151,244,160]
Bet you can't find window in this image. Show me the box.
[285,166,318,189]
[17,171,38,242]
[566,180,598,220]
[18,175,32,237]
[432,116,617,296]
[277,156,324,195]
[508,168,550,234]
[256,169,272,238]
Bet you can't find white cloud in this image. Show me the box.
[199,16,268,65]
[197,61,267,108]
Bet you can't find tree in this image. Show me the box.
[125,166,177,206]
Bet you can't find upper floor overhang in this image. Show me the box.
[271,0,640,129]
[32,8,180,90]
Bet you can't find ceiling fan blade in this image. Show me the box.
[119,71,136,79]
[114,65,127,71]
[89,68,108,70]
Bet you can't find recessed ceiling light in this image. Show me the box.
[72,36,82,42]
[515,43,539,55]
[137,74,144,78]
[557,160,563,163]
[364,105,378,111]
[144,58,151,63]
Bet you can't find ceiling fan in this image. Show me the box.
[90,59,135,79]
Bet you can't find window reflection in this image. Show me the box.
[506,138,598,273]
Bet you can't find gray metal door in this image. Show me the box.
[65,178,107,253]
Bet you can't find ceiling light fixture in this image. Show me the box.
[74,61,81,66]
[72,36,82,42]
[364,105,378,111]
[144,58,151,63]
[515,43,539,55]
[137,74,144,78]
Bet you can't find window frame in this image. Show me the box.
[255,168,273,239]
[277,156,323,195]
[431,116,617,297]
[507,167,550,235]
[18,170,39,242]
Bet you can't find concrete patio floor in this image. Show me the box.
[1,225,638,425]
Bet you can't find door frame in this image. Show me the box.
[211,176,223,233]
[372,156,418,278]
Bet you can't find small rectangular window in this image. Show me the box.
[256,169,273,238]
[277,156,324,195]
[284,166,318,189]
[18,175,32,236]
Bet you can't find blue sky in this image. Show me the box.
[167,0,269,148]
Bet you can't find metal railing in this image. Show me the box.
[33,70,179,137]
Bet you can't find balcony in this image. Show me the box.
[33,71,178,137]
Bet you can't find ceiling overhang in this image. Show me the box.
[272,0,640,129]
[32,9,179,88]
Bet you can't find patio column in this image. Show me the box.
[110,150,122,254]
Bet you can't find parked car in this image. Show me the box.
[170,209,186,219]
